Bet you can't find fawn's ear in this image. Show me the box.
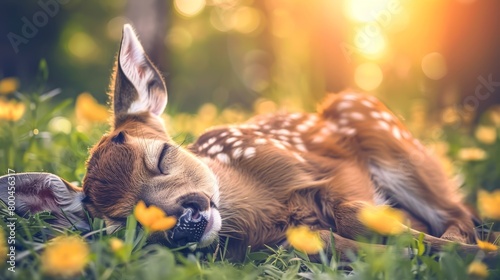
[112,24,167,122]
[0,173,90,232]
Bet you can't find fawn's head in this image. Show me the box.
[82,25,221,247]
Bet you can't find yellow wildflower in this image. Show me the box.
[475,126,497,145]
[477,190,500,220]
[0,77,19,95]
[476,239,498,252]
[286,226,324,254]
[0,228,7,265]
[41,236,90,277]
[358,205,406,235]
[0,98,25,121]
[109,237,124,252]
[75,92,109,123]
[134,200,177,232]
[457,147,487,161]
[467,261,489,279]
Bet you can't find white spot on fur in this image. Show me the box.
[381,111,393,121]
[219,132,229,138]
[337,101,353,111]
[230,128,243,136]
[297,124,309,132]
[278,135,289,141]
[277,129,290,135]
[225,137,237,144]
[343,94,358,101]
[233,140,243,147]
[255,138,267,145]
[361,100,374,108]
[326,121,338,132]
[292,136,302,144]
[339,118,349,125]
[349,112,365,121]
[370,111,382,119]
[216,153,230,164]
[290,113,302,120]
[392,126,402,140]
[312,135,325,143]
[377,120,390,131]
[295,144,307,152]
[340,127,356,136]
[208,144,223,155]
[319,127,330,136]
[208,137,216,145]
[232,147,243,159]
[243,147,256,159]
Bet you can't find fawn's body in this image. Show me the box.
[187,92,476,259]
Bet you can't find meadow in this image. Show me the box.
[0,67,500,279]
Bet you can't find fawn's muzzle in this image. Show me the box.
[170,208,208,245]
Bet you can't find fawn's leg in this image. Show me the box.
[317,92,476,243]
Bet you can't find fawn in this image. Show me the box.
[0,24,495,261]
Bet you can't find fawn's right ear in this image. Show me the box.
[112,24,168,125]
[0,173,90,232]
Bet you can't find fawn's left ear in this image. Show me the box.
[0,173,90,232]
[113,24,167,121]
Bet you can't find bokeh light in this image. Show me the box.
[68,32,98,60]
[421,52,447,80]
[174,0,206,17]
[354,63,384,91]
[345,0,396,22]
[232,7,261,34]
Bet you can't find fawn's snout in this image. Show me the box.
[170,192,215,245]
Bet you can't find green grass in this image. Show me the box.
[1,70,500,279]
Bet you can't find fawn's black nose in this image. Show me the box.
[170,193,211,245]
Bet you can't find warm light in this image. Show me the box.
[232,7,261,34]
[354,63,384,91]
[354,27,386,57]
[345,0,398,23]
[271,9,294,38]
[174,0,206,17]
[421,52,447,80]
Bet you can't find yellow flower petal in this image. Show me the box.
[358,205,406,235]
[286,226,324,254]
[476,239,498,252]
[75,92,109,123]
[134,200,177,232]
[477,190,500,220]
[0,77,19,95]
[150,216,177,232]
[467,261,489,279]
[41,236,89,277]
[0,98,25,121]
